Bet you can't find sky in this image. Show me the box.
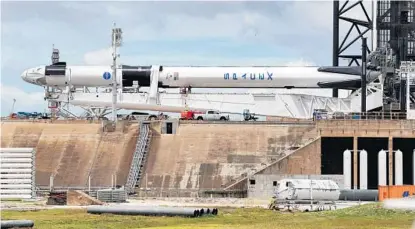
[0,0,373,116]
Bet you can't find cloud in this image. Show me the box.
[0,83,48,115]
[83,48,113,66]
[284,58,316,67]
[83,47,317,66]
[55,1,335,63]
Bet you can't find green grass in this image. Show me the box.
[1,198,23,201]
[1,203,414,229]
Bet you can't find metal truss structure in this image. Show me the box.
[332,0,373,97]
[377,0,415,68]
[399,61,415,119]
[333,0,373,67]
[45,85,382,120]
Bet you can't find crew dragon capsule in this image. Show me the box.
[21,62,380,90]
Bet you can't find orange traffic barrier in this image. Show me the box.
[378,185,415,201]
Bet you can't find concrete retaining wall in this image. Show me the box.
[138,123,318,197]
[0,122,139,189]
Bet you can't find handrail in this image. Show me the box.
[178,120,314,125]
[125,123,151,193]
[313,111,408,121]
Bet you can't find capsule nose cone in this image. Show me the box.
[21,70,28,82]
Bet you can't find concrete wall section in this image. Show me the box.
[0,122,139,189]
[223,138,321,192]
[247,174,344,199]
[139,123,318,197]
[256,138,321,175]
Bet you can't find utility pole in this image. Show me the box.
[111,23,123,123]
[10,98,16,115]
[361,37,367,113]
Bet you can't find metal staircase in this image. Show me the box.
[125,123,152,194]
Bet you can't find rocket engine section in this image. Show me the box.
[274,179,340,201]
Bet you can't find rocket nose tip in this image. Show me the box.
[21,70,28,82]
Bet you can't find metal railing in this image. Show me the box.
[313,111,408,121]
[316,112,415,130]
[134,187,248,198]
[125,123,152,193]
[178,120,314,125]
[36,186,113,193]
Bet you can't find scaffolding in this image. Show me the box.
[377,0,415,67]
[400,61,415,119]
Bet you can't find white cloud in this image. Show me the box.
[57,1,335,45]
[83,47,317,66]
[83,48,113,65]
[284,58,316,67]
[0,83,48,114]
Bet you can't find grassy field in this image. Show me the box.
[1,203,415,229]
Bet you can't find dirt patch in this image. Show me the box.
[67,191,104,206]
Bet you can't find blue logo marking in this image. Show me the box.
[223,72,273,81]
[103,72,111,80]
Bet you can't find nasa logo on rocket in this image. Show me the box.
[103,72,111,80]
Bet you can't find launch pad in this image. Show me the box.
[2,3,415,223]
[13,1,414,122]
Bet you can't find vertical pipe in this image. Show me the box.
[343,150,352,189]
[407,72,411,115]
[401,72,407,112]
[111,24,118,123]
[361,37,367,112]
[332,0,339,66]
[353,137,358,189]
[378,150,387,186]
[372,0,377,51]
[49,175,54,192]
[310,179,313,210]
[332,0,340,98]
[388,137,393,185]
[395,150,403,185]
[88,176,91,193]
[359,150,368,190]
[413,149,415,185]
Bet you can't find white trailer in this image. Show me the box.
[274,179,340,201]
[270,179,340,212]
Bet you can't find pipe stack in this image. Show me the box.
[87,206,218,218]
[1,220,34,229]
